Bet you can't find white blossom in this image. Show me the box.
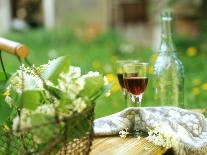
[24,74,43,90]
[36,104,55,116]
[73,98,87,113]
[7,75,22,94]
[82,71,100,78]
[119,128,129,138]
[61,66,81,79]
[7,65,43,94]
[146,125,176,149]
[104,76,108,85]
[68,77,85,97]
[12,109,31,132]
[12,105,55,132]
[58,77,85,99]
[58,66,85,99]
[36,63,49,74]
[5,96,12,106]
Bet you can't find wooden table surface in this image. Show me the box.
[90,109,205,155]
[90,136,168,155]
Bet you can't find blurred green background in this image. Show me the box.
[1,0,207,118]
[3,28,207,118]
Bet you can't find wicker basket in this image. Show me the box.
[0,105,94,155]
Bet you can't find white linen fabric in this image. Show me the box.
[94,107,207,155]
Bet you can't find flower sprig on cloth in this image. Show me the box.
[0,56,111,145]
[119,128,129,138]
[146,126,176,149]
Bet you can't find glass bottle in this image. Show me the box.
[152,11,184,107]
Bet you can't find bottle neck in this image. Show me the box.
[160,15,176,55]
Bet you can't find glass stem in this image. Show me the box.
[124,91,128,107]
[135,94,143,107]
[122,88,129,107]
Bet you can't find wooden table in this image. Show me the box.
[90,136,169,155]
[90,109,205,155]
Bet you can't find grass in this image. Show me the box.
[2,28,207,118]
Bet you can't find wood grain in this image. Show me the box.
[0,37,28,58]
[90,109,205,155]
[90,136,167,155]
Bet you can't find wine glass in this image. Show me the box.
[122,62,149,107]
[115,60,139,107]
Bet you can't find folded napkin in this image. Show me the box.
[94,107,207,155]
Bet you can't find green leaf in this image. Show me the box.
[90,83,112,102]
[21,90,43,110]
[56,92,72,113]
[0,72,11,81]
[79,75,105,98]
[0,72,10,92]
[46,85,64,99]
[30,113,59,144]
[8,87,21,107]
[0,101,12,125]
[0,72,12,125]
[58,97,71,109]
[41,56,70,84]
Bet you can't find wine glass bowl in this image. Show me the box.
[115,60,139,107]
[123,63,149,106]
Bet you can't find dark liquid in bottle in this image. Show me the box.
[124,77,148,95]
[117,74,125,88]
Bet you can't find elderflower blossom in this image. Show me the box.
[68,66,81,78]
[73,98,87,113]
[5,96,12,107]
[36,104,55,116]
[5,65,44,107]
[119,128,129,138]
[36,63,49,74]
[12,109,32,132]
[146,125,176,149]
[7,65,43,93]
[82,71,100,78]
[58,66,85,99]
[12,104,55,132]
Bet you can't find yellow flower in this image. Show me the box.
[191,87,200,96]
[106,74,120,92]
[186,47,197,57]
[201,83,207,91]
[192,79,201,86]
[3,90,9,96]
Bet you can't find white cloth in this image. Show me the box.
[94,107,207,155]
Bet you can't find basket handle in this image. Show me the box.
[0,37,29,58]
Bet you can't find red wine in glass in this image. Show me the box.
[124,77,148,96]
[116,60,140,107]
